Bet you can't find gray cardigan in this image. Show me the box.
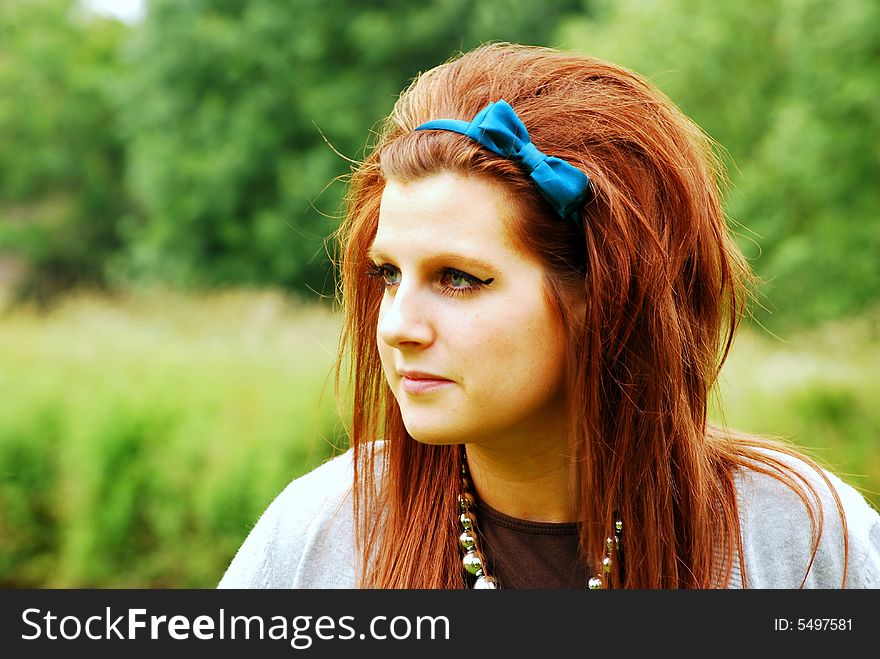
[217,446,880,589]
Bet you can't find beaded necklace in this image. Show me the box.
[458,449,623,589]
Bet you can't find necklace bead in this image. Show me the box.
[474,575,499,589]
[459,530,477,552]
[463,552,486,576]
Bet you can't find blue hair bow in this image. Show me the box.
[415,99,591,226]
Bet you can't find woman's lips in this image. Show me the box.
[399,372,454,394]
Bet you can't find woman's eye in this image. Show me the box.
[367,262,493,296]
[444,270,474,289]
[366,263,400,288]
[440,269,494,294]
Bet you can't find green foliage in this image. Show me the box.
[710,313,880,504]
[118,0,588,296]
[0,411,62,585]
[5,0,875,330]
[0,290,344,586]
[0,0,586,299]
[0,0,130,299]
[559,0,880,330]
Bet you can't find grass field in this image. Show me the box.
[710,315,880,508]
[0,288,345,587]
[1,289,877,587]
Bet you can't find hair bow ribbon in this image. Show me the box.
[415,99,591,225]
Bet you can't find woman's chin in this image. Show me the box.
[401,419,465,446]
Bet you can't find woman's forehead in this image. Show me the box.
[371,173,520,262]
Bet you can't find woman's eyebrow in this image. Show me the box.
[426,253,496,271]
[366,246,495,272]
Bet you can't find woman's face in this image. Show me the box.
[370,171,570,448]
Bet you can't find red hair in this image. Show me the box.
[333,43,846,588]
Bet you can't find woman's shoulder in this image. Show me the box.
[732,446,880,588]
[217,446,363,589]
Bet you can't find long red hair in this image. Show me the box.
[333,42,846,588]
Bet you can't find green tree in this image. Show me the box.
[121,0,590,296]
[560,0,880,330]
[0,0,130,300]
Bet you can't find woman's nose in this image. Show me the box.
[377,282,434,349]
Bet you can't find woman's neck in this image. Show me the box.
[464,438,577,523]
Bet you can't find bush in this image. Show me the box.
[0,289,344,587]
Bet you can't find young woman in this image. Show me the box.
[218,43,880,589]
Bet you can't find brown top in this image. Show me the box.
[473,499,592,589]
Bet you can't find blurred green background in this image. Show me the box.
[1,0,877,587]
